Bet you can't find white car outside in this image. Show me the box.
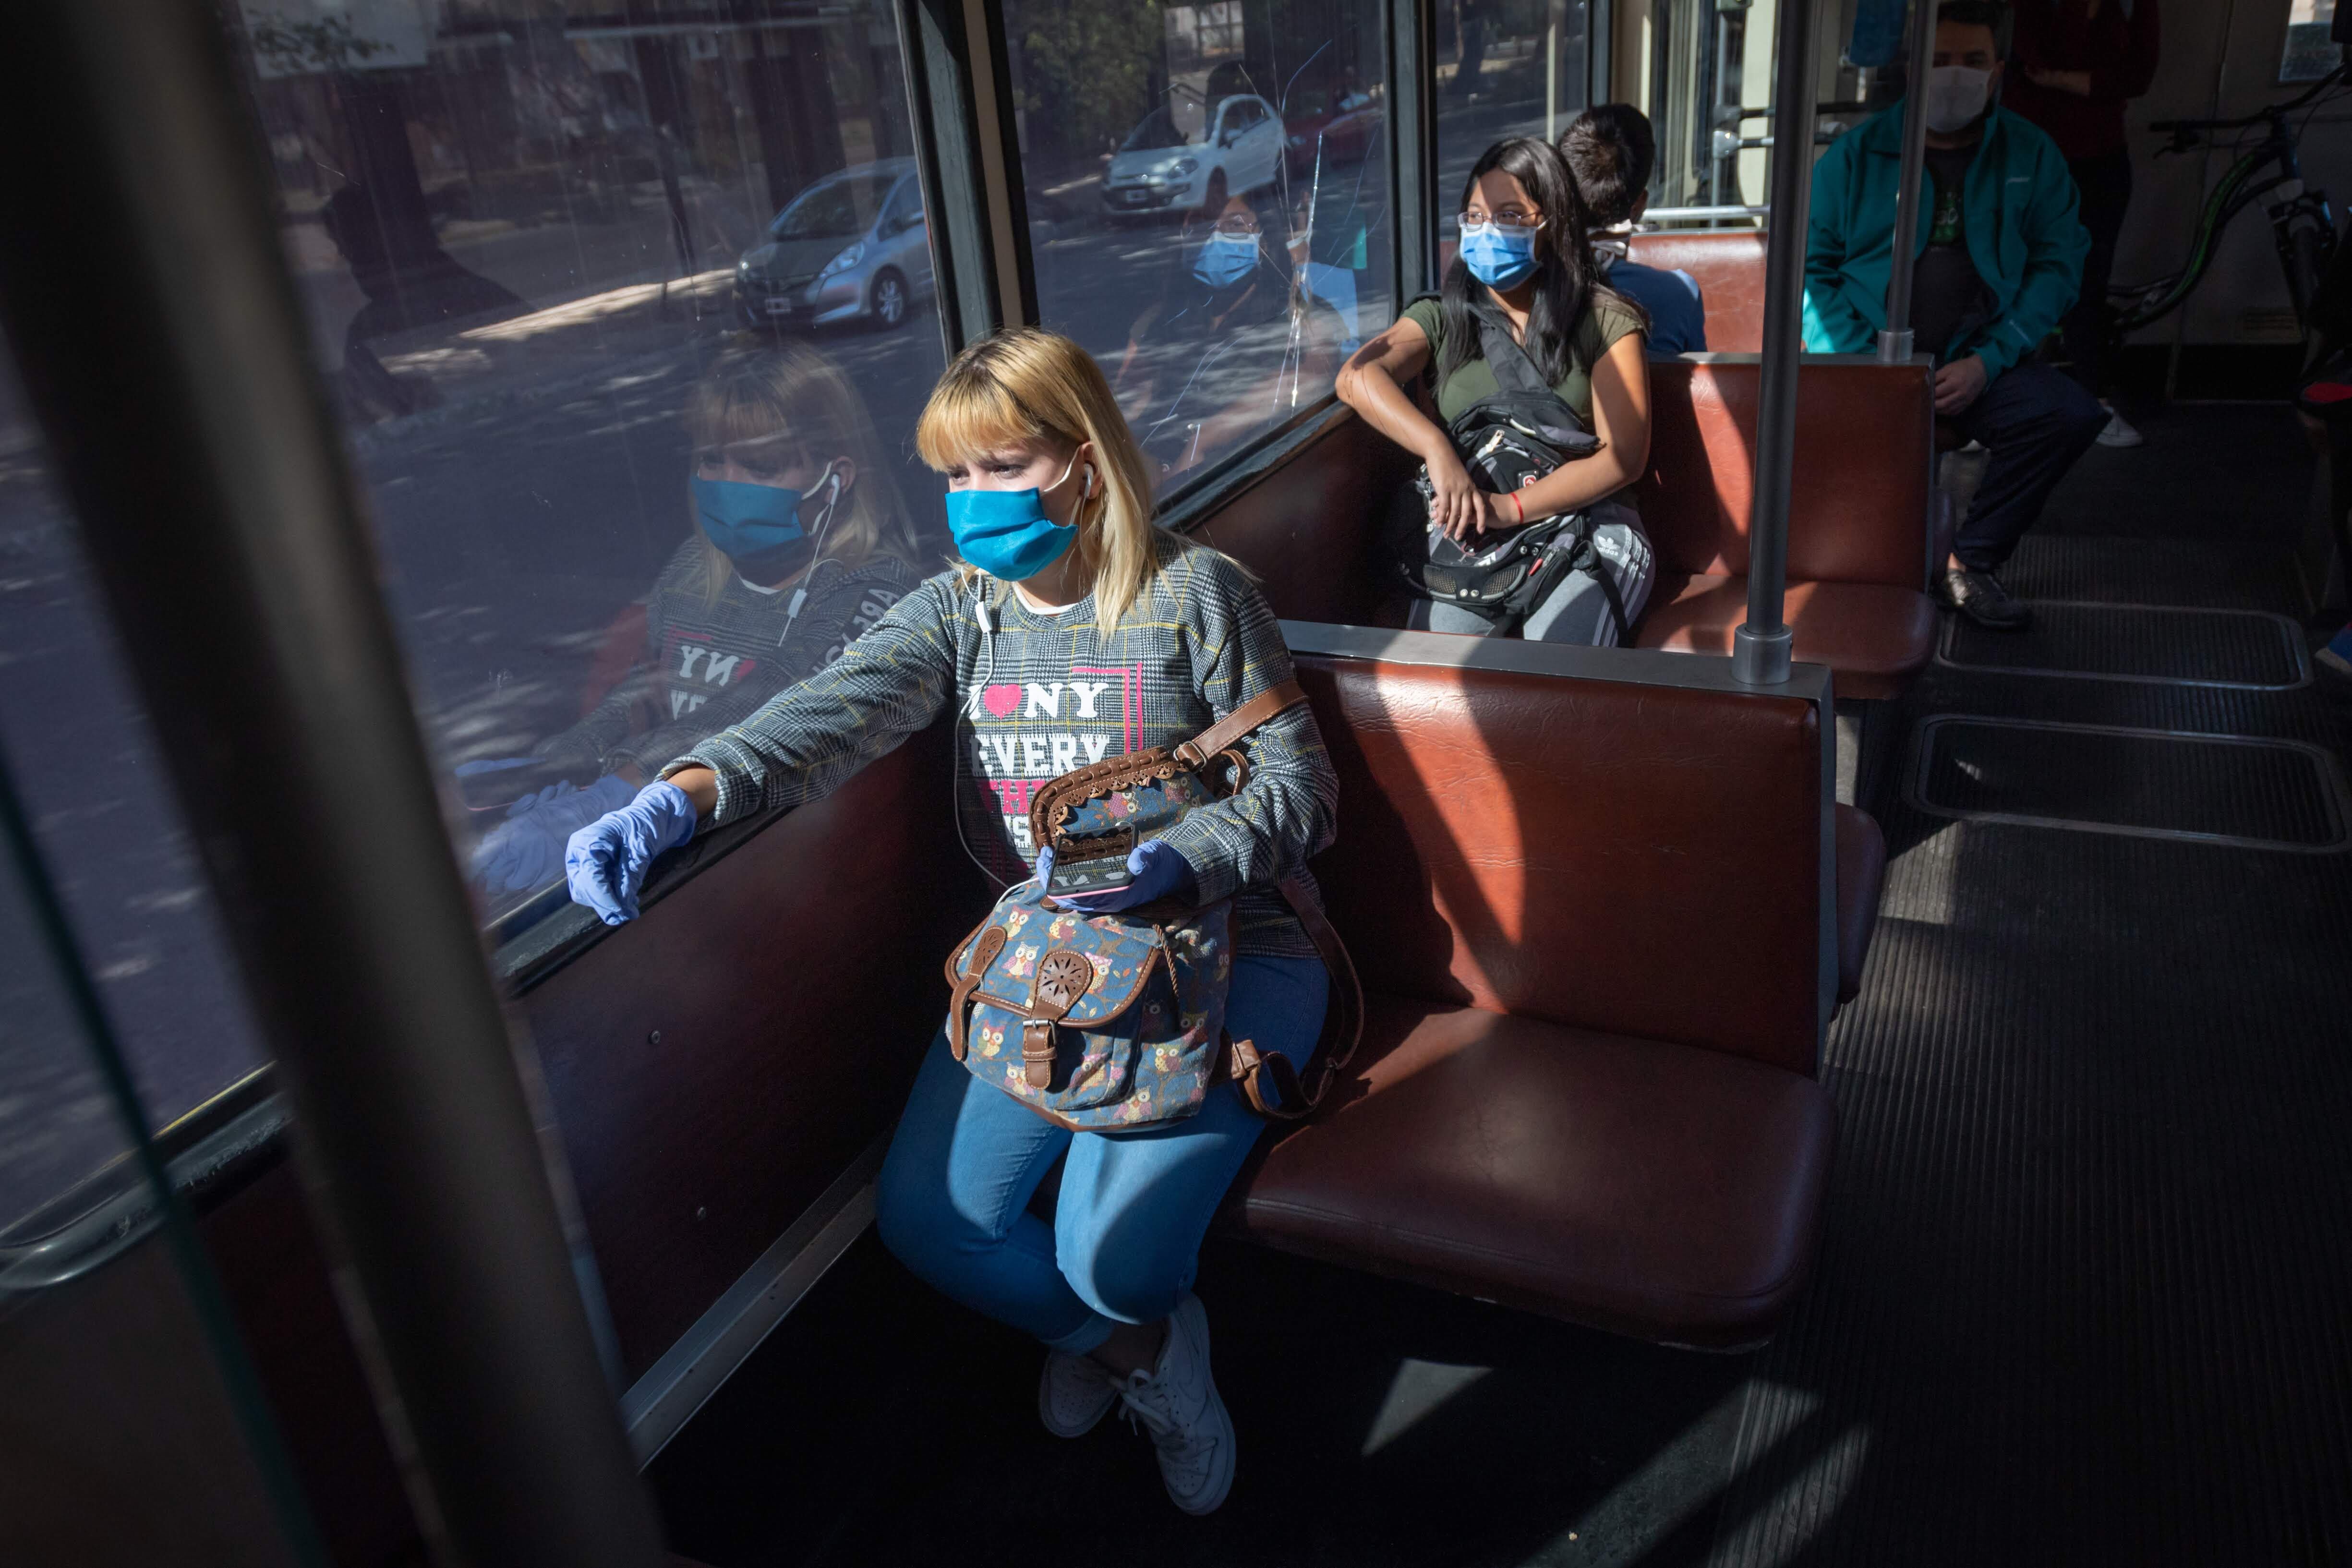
[1100,94,1285,217]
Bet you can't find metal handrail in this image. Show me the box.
[0,1086,288,1291]
[1641,204,1770,224]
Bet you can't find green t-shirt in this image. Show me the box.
[1401,294,1645,427]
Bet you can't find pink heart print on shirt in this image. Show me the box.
[981,684,1023,718]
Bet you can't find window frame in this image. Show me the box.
[486,0,1551,966]
[888,0,1456,554]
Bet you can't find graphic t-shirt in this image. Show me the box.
[539,536,919,782]
[1910,144,1996,364]
[673,533,1338,958]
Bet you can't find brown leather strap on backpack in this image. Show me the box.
[1172,678,1310,770]
[1227,875,1364,1120]
[944,924,1007,1062]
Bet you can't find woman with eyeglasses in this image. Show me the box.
[1336,136,1656,644]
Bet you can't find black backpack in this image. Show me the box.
[1401,304,1630,640]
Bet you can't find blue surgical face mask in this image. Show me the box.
[1192,232,1259,289]
[945,455,1084,582]
[691,470,834,581]
[1459,221,1542,289]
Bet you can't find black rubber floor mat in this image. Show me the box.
[1998,535,2305,613]
[1911,717,2350,849]
[1940,602,2308,688]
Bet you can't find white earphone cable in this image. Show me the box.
[776,470,846,647]
[953,574,1011,888]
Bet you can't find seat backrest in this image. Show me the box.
[1626,230,1768,352]
[1636,355,1934,588]
[1181,406,1418,626]
[1293,631,1832,1076]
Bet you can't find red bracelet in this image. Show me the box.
[1510,490,1525,524]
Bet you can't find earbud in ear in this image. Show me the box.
[1083,465,1097,498]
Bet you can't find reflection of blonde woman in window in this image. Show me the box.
[470,341,926,896]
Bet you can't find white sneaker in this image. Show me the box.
[1038,1349,1119,1438]
[1116,1292,1236,1515]
[2096,408,2144,447]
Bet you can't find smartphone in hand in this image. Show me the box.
[1044,848,1135,901]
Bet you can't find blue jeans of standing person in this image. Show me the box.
[1945,360,2108,572]
[876,954,1327,1355]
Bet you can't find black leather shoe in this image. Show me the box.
[1935,566,2032,630]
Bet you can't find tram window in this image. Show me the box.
[1006,0,1395,481]
[0,336,269,1233]
[2284,0,2340,80]
[1434,0,1589,252]
[225,0,949,931]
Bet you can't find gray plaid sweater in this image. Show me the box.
[670,532,1337,956]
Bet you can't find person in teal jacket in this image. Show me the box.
[1804,0,2106,630]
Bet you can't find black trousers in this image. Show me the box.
[2061,149,2135,398]
[1948,362,2108,572]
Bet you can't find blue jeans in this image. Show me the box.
[876,954,1327,1354]
[1947,359,2108,572]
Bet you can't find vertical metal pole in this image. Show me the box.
[1877,0,1938,362]
[1390,0,1440,299]
[1547,14,1560,138]
[1590,0,1615,109]
[0,3,668,1564]
[1733,0,1820,685]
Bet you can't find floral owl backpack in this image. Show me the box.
[942,678,1362,1131]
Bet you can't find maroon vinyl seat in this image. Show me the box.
[1233,1000,1836,1346]
[1631,357,1938,699]
[1638,575,1940,699]
[1625,229,1768,352]
[1221,639,1855,1349]
[1621,235,1939,694]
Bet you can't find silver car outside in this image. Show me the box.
[735,159,935,331]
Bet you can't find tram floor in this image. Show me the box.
[646,403,2352,1568]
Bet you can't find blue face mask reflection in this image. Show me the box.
[1192,232,1259,289]
[692,474,822,581]
[1459,222,1541,289]
[944,458,1081,581]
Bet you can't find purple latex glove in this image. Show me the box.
[471,772,636,895]
[563,780,698,925]
[1034,839,1198,913]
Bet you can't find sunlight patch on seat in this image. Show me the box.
[1359,1358,1491,1455]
